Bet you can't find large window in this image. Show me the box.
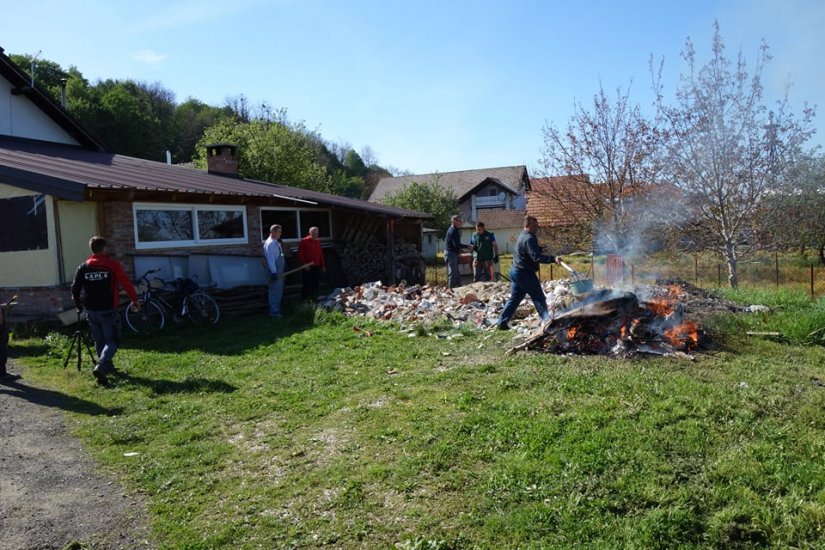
[0,194,48,252]
[134,204,247,249]
[260,208,332,241]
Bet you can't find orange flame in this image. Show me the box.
[647,285,685,316]
[664,321,699,349]
[567,326,577,339]
[647,299,674,316]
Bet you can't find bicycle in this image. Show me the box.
[125,268,220,333]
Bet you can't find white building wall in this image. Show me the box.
[0,77,79,144]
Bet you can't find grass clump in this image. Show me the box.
[715,288,825,344]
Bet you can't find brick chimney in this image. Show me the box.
[205,143,239,177]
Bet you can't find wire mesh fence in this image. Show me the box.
[424,253,825,298]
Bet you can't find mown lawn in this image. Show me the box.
[11,294,825,549]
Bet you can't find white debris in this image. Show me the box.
[318,280,582,331]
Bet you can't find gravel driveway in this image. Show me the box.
[0,362,153,550]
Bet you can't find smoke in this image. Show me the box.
[591,185,692,290]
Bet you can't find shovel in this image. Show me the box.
[558,261,594,295]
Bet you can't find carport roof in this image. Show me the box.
[0,136,431,219]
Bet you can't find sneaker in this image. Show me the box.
[496,323,510,331]
[92,364,109,386]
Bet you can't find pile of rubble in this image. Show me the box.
[319,279,602,333]
[318,278,748,357]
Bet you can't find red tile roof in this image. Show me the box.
[528,175,595,227]
[476,209,527,229]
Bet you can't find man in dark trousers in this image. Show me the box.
[71,236,140,385]
[470,221,499,282]
[497,216,562,330]
[444,215,471,288]
[297,226,326,298]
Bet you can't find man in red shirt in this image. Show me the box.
[71,236,140,385]
[297,226,326,299]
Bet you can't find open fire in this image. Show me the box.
[508,285,704,357]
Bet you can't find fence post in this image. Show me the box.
[550,263,554,280]
[775,252,779,289]
[694,255,699,284]
[717,264,722,287]
[811,264,815,299]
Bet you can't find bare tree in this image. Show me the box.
[653,21,814,287]
[359,145,378,168]
[539,83,661,255]
[326,139,353,165]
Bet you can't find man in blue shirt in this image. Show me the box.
[263,224,286,318]
[497,216,562,330]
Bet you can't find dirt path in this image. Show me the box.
[0,361,153,550]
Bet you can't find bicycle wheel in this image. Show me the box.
[184,292,220,324]
[124,299,165,333]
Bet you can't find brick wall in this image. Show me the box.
[3,285,74,320]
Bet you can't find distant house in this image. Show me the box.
[0,47,430,318]
[371,166,530,260]
[527,175,595,253]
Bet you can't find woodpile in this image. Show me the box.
[209,285,268,316]
[337,240,426,286]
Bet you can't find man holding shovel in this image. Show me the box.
[497,216,562,330]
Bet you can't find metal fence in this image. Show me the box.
[425,253,825,298]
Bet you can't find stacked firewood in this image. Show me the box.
[210,286,267,316]
[337,240,426,286]
[338,241,387,285]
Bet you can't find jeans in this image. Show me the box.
[85,309,121,369]
[498,267,550,327]
[268,276,285,316]
[445,251,461,288]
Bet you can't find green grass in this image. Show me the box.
[10,296,825,549]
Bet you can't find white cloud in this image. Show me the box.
[133,49,168,65]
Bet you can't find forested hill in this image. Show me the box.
[9,52,396,199]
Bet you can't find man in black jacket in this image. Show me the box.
[497,216,562,330]
[444,215,471,288]
[71,237,140,385]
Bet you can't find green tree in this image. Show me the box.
[775,153,825,264]
[172,98,234,163]
[195,118,328,191]
[382,178,458,234]
[653,22,814,287]
[9,53,70,101]
[343,149,367,178]
[323,169,365,199]
[85,79,175,159]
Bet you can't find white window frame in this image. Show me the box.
[259,207,333,243]
[133,203,248,250]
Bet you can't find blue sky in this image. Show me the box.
[3,0,823,175]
